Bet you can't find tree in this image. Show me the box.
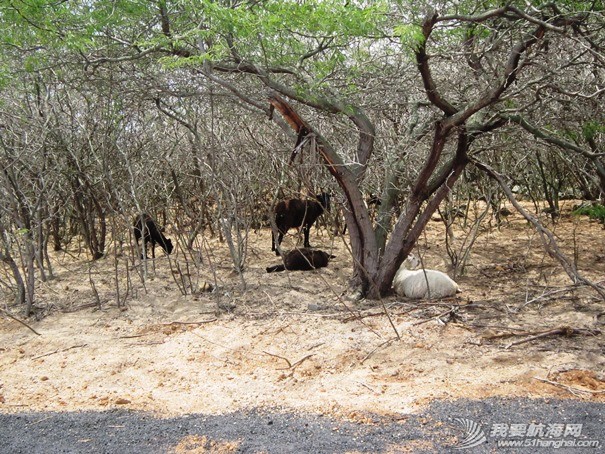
[1,1,603,304]
[176,1,602,298]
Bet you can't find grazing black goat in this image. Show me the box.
[133,213,174,259]
[266,248,334,273]
[272,192,330,255]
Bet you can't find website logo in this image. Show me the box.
[451,419,600,450]
[453,418,487,449]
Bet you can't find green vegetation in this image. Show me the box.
[573,204,605,224]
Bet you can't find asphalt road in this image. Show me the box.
[1,398,603,453]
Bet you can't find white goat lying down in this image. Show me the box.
[393,254,460,299]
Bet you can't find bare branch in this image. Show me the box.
[472,159,605,300]
[416,13,458,116]
[0,307,41,335]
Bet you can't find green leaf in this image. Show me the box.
[394,24,424,52]
[582,121,605,141]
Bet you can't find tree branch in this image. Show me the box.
[472,159,605,300]
[416,12,458,116]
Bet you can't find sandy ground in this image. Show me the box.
[1,201,605,422]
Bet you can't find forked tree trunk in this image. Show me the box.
[266,9,556,299]
[268,95,469,298]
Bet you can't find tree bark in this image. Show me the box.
[267,94,379,294]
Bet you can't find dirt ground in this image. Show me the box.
[1,201,605,422]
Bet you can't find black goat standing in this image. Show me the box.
[266,248,333,273]
[271,193,330,256]
[133,213,174,259]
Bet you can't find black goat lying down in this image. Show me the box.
[266,248,334,273]
[272,192,330,255]
[133,213,174,259]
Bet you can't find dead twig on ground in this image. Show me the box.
[412,306,459,326]
[533,376,605,397]
[31,343,87,360]
[342,305,419,323]
[500,326,601,349]
[30,416,53,425]
[162,319,218,326]
[354,380,380,395]
[332,302,384,339]
[308,342,325,350]
[484,331,529,340]
[262,350,315,371]
[361,338,396,364]
[262,350,292,368]
[281,311,343,318]
[517,285,578,310]
[60,302,101,313]
[471,323,528,332]
[0,307,41,336]
[342,310,388,322]
[126,341,165,346]
[117,333,151,339]
[289,354,315,369]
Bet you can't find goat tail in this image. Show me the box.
[266,264,286,273]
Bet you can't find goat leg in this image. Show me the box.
[303,225,311,248]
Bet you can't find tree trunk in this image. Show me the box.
[68,164,106,260]
[0,222,26,308]
[268,95,470,299]
[268,94,381,293]
[265,9,552,300]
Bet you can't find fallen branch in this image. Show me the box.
[32,343,87,360]
[0,307,41,336]
[60,302,100,313]
[533,376,605,397]
[361,338,396,364]
[412,307,458,326]
[262,350,315,370]
[162,319,218,326]
[503,326,600,349]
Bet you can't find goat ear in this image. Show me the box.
[407,253,421,268]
